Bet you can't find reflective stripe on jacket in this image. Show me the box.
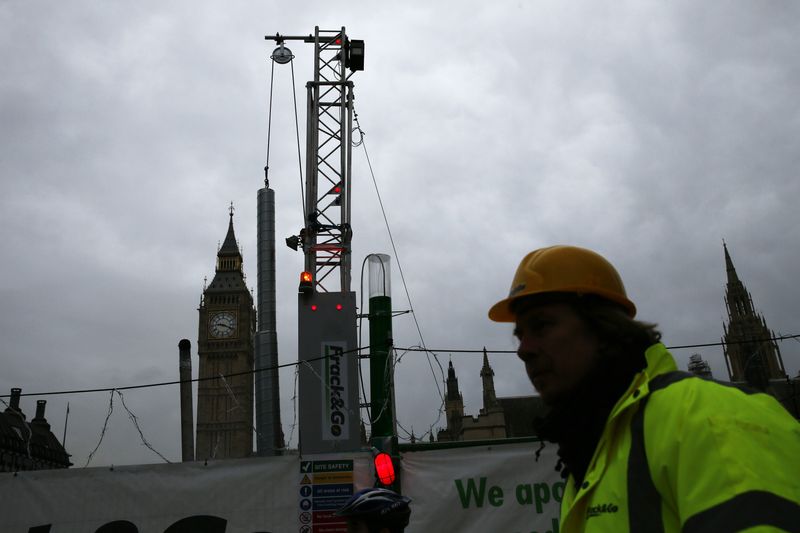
[559,343,800,532]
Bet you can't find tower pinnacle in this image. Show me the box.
[723,240,739,284]
[218,207,242,262]
[480,348,499,412]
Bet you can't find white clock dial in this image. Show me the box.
[209,312,237,338]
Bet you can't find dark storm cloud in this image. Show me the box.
[1,1,798,464]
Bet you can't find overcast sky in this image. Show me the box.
[2,1,798,467]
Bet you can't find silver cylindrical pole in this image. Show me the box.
[256,186,284,455]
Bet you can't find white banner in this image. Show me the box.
[0,442,563,533]
[403,441,564,533]
[0,454,373,533]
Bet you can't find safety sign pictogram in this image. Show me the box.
[297,460,353,533]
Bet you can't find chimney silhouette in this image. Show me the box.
[178,339,195,462]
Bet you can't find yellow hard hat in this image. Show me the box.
[488,245,636,322]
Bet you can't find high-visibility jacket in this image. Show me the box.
[559,343,800,532]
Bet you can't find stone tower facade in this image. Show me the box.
[195,209,255,459]
[721,243,786,390]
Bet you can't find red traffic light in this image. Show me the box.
[311,304,318,311]
[374,452,395,485]
[336,304,343,311]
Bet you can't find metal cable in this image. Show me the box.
[218,373,263,446]
[265,59,275,184]
[266,54,305,223]
[84,390,115,467]
[353,114,447,442]
[116,390,171,464]
[285,366,300,448]
[7,334,799,401]
[3,346,369,399]
[290,59,306,222]
[357,255,371,422]
[394,333,800,353]
[353,113,446,410]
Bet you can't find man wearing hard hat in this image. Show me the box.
[489,245,800,532]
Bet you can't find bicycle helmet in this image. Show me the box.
[336,488,411,530]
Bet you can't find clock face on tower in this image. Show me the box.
[209,311,237,338]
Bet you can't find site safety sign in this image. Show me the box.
[298,459,354,532]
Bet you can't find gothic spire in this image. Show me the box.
[212,205,244,275]
[219,203,241,258]
[721,242,786,388]
[480,348,494,378]
[723,240,739,284]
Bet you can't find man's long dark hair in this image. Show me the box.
[571,294,661,373]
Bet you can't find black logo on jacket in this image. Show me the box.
[586,503,619,518]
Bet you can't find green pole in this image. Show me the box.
[367,254,400,491]
[369,294,393,439]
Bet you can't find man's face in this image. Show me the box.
[514,302,600,404]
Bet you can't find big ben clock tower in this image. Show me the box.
[196,206,255,459]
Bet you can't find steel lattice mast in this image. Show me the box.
[268,26,362,293]
[304,26,355,293]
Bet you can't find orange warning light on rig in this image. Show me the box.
[299,271,313,294]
